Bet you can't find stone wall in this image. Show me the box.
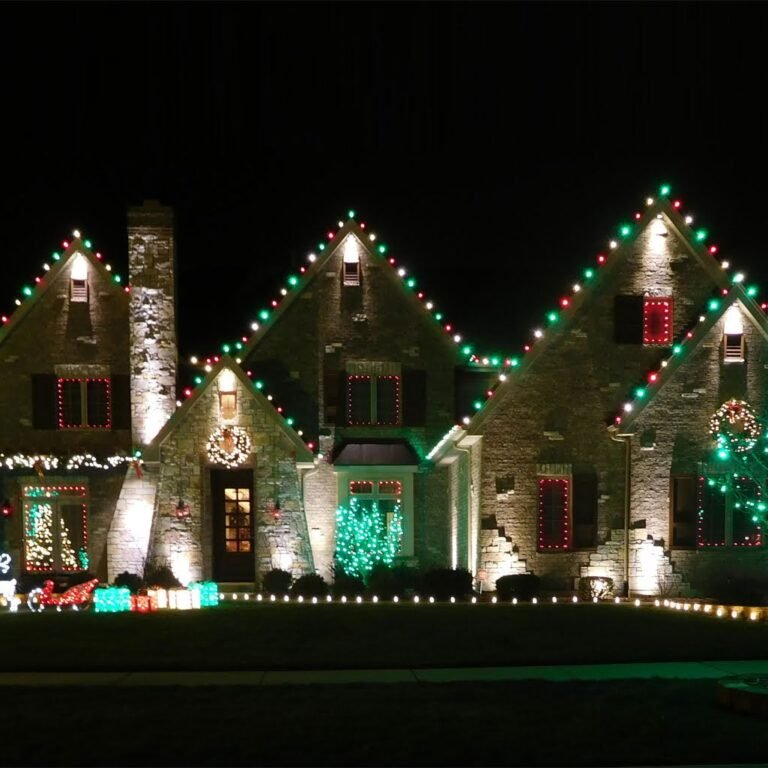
[128,202,177,448]
[150,367,313,584]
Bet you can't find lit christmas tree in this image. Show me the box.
[25,502,54,571]
[335,497,403,581]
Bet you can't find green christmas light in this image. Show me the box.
[547,311,558,324]
[377,244,387,255]
[717,449,730,460]
[348,209,356,219]
[259,310,269,321]
[659,184,671,196]
[84,239,92,248]
[695,229,707,242]
[94,587,132,613]
[22,286,32,297]
[490,356,500,366]
[319,244,326,251]
[52,252,61,261]
[222,344,231,354]
[194,376,203,385]
[335,498,403,581]
[635,388,646,399]
[584,268,594,280]
[254,380,264,390]
[462,345,473,356]
[510,358,519,367]
[672,344,682,355]
[435,313,443,321]
[619,225,632,238]
[286,417,294,426]
[235,342,243,351]
[114,275,121,283]
[473,400,483,410]
[406,278,416,289]
[747,285,759,297]
[708,298,720,311]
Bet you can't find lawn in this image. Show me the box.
[1,602,767,671]
[7,679,768,766]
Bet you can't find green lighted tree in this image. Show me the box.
[335,497,403,581]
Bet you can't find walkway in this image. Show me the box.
[2,659,768,686]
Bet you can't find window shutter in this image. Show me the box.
[347,376,372,425]
[671,476,696,548]
[376,376,400,425]
[402,369,427,426]
[572,470,597,548]
[613,295,644,344]
[323,369,341,425]
[110,374,131,430]
[31,374,58,429]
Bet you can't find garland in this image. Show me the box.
[206,426,252,468]
[709,400,761,454]
[0,453,143,476]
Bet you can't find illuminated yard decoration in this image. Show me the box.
[710,400,761,455]
[335,497,403,581]
[94,586,132,613]
[206,426,252,468]
[189,581,220,607]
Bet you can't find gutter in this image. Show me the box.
[609,430,633,598]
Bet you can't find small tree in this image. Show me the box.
[335,498,403,582]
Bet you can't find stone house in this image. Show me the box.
[1,188,766,596]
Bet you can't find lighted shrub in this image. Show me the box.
[578,576,614,601]
[261,568,293,595]
[495,574,541,601]
[291,573,329,598]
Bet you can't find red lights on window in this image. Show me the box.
[57,378,111,429]
[643,297,673,345]
[538,478,570,551]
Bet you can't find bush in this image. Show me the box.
[261,568,293,595]
[366,563,421,599]
[420,568,474,600]
[291,573,329,598]
[144,564,183,589]
[114,571,144,594]
[496,574,541,601]
[332,573,366,598]
[705,576,768,606]
[578,576,615,601]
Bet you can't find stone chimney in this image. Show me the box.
[127,201,177,448]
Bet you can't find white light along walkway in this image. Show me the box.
[1,660,768,687]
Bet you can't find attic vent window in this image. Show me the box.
[343,237,360,286]
[643,297,673,345]
[70,254,89,303]
[723,305,745,363]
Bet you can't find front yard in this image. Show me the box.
[1,602,767,671]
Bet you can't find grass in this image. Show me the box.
[8,679,768,766]
[1,602,767,671]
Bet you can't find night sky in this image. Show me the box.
[3,2,768,373]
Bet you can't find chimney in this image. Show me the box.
[127,201,178,447]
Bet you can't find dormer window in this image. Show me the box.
[70,254,89,303]
[218,369,238,420]
[723,305,745,363]
[343,236,360,286]
[643,296,673,345]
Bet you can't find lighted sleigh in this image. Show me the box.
[26,578,99,612]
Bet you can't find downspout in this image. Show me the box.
[453,442,474,576]
[610,431,633,598]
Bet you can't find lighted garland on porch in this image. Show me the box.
[206,426,252,468]
[0,453,143,473]
[335,498,403,581]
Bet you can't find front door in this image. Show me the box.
[211,469,255,582]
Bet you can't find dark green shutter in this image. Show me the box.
[572,469,597,548]
[323,369,341,425]
[402,369,427,426]
[31,374,58,429]
[613,295,644,344]
[110,374,131,430]
[671,476,697,548]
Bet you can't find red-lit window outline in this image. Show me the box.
[350,479,403,530]
[643,297,673,345]
[732,476,763,548]
[538,477,570,551]
[22,485,88,573]
[346,375,401,426]
[57,378,111,429]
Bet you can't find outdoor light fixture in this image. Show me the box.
[1,499,12,518]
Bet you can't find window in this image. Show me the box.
[23,485,88,572]
[343,235,361,286]
[223,487,252,553]
[697,475,761,548]
[671,476,697,548]
[339,471,415,557]
[723,305,745,363]
[643,297,673,345]
[217,368,238,420]
[57,378,111,428]
[349,480,403,532]
[345,363,401,425]
[70,254,89,303]
[538,477,570,551]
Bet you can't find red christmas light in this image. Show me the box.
[597,254,606,264]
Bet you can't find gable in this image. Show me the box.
[149,358,313,463]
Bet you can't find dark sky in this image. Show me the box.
[3,2,768,382]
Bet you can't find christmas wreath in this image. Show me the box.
[709,400,762,454]
[206,426,252,468]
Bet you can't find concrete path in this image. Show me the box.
[1,659,767,686]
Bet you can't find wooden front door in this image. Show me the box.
[211,469,255,582]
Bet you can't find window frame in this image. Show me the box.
[669,475,698,549]
[336,469,415,557]
[537,475,571,552]
[694,474,762,549]
[57,378,111,429]
[345,363,402,427]
[642,296,674,346]
[22,482,89,573]
[723,333,745,363]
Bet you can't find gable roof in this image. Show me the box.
[147,355,314,462]
[0,232,128,348]
[427,184,768,461]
